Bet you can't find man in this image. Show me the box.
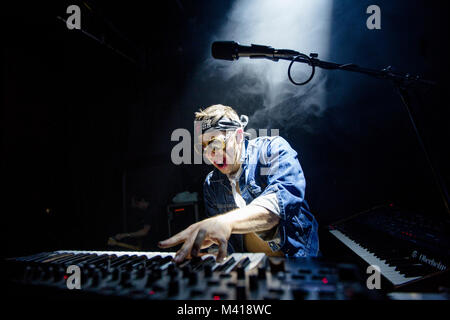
[113,195,153,249]
[159,104,319,262]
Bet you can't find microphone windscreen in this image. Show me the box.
[211,41,238,60]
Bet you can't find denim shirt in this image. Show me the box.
[203,136,319,257]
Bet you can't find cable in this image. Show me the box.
[287,54,315,85]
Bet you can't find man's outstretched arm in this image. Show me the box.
[158,205,279,263]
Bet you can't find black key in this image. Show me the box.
[146,255,162,265]
[234,257,250,271]
[119,256,147,270]
[215,257,235,272]
[193,256,216,271]
[129,256,150,269]
[83,254,111,267]
[52,253,91,265]
[157,256,173,267]
[109,255,131,268]
[93,255,119,268]
[38,253,75,264]
[18,252,53,262]
[62,254,98,266]
[200,257,216,269]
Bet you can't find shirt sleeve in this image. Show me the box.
[259,136,306,219]
[248,192,282,243]
[249,192,280,217]
[257,136,308,252]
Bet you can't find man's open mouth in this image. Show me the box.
[214,156,227,169]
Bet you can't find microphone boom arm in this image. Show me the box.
[267,51,436,87]
[215,41,448,215]
[281,50,447,214]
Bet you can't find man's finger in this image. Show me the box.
[191,229,207,257]
[158,230,188,248]
[173,229,198,263]
[216,238,228,262]
[200,240,215,249]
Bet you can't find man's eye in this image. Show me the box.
[202,141,211,149]
[203,138,215,149]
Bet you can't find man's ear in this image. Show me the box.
[235,128,244,144]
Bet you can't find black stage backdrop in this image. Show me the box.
[2,1,449,259]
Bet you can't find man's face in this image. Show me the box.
[199,129,242,175]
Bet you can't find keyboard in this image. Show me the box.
[5,250,383,300]
[329,204,450,290]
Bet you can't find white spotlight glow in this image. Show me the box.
[203,0,334,130]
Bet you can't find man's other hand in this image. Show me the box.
[114,233,130,240]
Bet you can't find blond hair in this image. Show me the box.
[194,104,240,125]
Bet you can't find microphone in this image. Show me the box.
[211,41,300,61]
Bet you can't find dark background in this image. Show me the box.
[2,0,449,258]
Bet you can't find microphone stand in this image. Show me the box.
[268,51,449,214]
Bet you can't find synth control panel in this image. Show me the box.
[5,250,384,300]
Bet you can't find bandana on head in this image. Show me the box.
[195,115,249,136]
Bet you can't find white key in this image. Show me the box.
[329,230,421,286]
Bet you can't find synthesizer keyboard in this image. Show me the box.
[329,229,421,286]
[5,250,383,300]
[329,204,449,291]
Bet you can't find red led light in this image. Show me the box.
[148,290,155,295]
[63,275,68,280]
[174,208,185,212]
[322,277,328,284]
[213,296,220,300]
[389,203,394,207]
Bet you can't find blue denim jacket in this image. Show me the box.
[203,136,319,257]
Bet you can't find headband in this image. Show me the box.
[196,115,249,136]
